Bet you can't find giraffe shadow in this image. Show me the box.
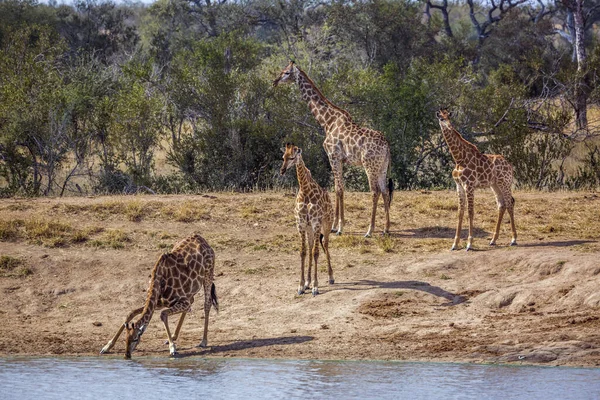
[175,336,314,358]
[403,226,490,239]
[330,280,467,306]
[518,240,596,248]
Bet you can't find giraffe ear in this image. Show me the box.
[296,147,302,155]
[448,111,454,118]
[280,147,286,153]
[436,110,442,119]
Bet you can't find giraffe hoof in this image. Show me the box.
[465,247,472,252]
[196,340,207,348]
[450,246,457,251]
[312,287,319,296]
[329,279,334,285]
[169,344,177,356]
[100,341,113,355]
[489,242,497,246]
[510,240,518,246]
[364,233,372,238]
[297,288,305,295]
[336,231,343,236]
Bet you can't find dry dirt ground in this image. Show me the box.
[0,190,599,366]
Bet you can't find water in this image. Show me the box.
[0,357,599,400]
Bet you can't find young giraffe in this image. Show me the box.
[274,61,393,238]
[99,234,218,358]
[436,109,517,251]
[280,143,334,296]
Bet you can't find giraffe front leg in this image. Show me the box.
[306,230,315,293]
[164,312,186,345]
[311,232,320,296]
[160,301,191,356]
[331,162,344,235]
[452,181,466,251]
[100,307,144,354]
[466,187,475,251]
[298,231,307,295]
[321,226,334,285]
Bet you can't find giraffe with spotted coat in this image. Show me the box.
[280,143,334,296]
[100,234,218,358]
[274,61,393,238]
[436,109,517,251]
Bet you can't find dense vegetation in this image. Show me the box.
[1,0,600,196]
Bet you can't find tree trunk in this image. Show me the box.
[573,0,588,132]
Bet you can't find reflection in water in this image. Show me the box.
[0,357,599,400]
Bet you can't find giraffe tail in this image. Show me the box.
[388,178,394,204]
[211,283,219,313]
[319,233,326,251]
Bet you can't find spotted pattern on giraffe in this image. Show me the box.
[436,109,517,251]
[274,61,393,238]
[280,143,334,296]
[99,234,218,358]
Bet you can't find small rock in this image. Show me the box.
[320,324,329,330]
[92,321,102,327]
[290,329,297,333]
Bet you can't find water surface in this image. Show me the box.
[0,357,599,399]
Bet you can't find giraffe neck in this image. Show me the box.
[295,70,349,131]
[440,123,481,165]
[295,155,312,193]
[134,256,163,330]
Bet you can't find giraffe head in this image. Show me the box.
[124,321,146,359]
[273,60,298,87]
[436,109,453,129]
[280,143,301,175]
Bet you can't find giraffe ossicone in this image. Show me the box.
[100,234,218,359]
[274,61,393,238]
[436,109,517,251]
[281,143,334,296]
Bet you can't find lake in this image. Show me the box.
[0,357,599,399]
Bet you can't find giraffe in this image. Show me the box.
[280,143,334,296]
[273,61,393,238]
[99,233,218,358]
[436,109,517,251]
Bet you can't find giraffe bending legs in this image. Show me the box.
[100,307,144,354]
[160,300,191,356]
[164,312,186,345]
[452,179,466,251]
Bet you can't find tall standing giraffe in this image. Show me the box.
[100,234,218,358]
[273,61,393,237]
[281,143,334,296]
[436,109,517,251]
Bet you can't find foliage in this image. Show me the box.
[1,0,600,196]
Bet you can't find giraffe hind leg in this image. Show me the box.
[160,300,191,356]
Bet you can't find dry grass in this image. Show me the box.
[0,190,598,254]
[0,255,32,277]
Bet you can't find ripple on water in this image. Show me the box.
[0,357,599,400]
